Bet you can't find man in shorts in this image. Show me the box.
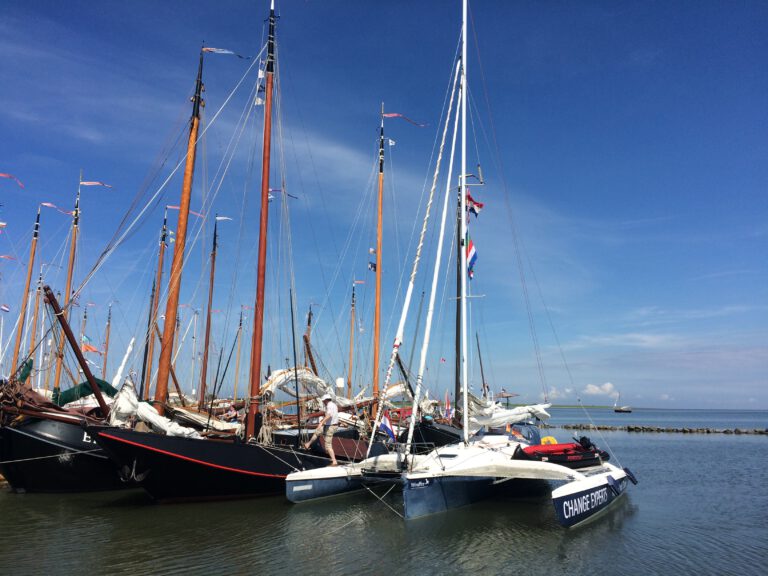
[303,393,339,465]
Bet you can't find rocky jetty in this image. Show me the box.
[543,423,767,435]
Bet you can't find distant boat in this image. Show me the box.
[614,393,632,413]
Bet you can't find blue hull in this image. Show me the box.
[403,475,497,519]
[286,474,364,503]
[552,476,628,527]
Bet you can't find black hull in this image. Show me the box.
[397,420,462,454]
[0,418,132,493]
[87,426,334,502]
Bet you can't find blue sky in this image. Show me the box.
[1,0,766,410]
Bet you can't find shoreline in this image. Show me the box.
[544,423,768,435]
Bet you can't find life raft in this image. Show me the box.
[513,436,610,470]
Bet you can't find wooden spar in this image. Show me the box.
[372,104,385,419]
[289,288,302,450]
[302,306,318,374]
[154,51,204,415]
[102,304,112,377]
[233,308,243,402]
[198,218,218,410]
[52,184,81,397]
[476,331,488,398]
[43,293,59,392]
[190,309,198,395]
[27,270,43,371]
[139,279,156,399]
[153,323,186,406]
[11,207,40,379]
[246,2,276,439]
[43,286,109,417]
[347,285,355,399]
[143,208,168,398]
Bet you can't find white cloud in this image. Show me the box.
[582,382,617,398]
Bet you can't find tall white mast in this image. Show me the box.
[460,0,469,443]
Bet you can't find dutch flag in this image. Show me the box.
[466,235,478,279]
[379,411,396,441]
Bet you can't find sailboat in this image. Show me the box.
[0,189,136,493]
[287,0,636,527]
[614,393,632,413]
[86,2,383,502]
[0,287,131,492]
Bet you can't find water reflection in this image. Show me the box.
[1,430,766,575]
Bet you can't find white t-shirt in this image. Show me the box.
[324,400,339,426]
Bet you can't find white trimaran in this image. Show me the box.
[286,0,636,527]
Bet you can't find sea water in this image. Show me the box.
[1,409,766,575]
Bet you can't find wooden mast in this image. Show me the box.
[52,182,81,398]
[44,286,109,417]
[246,0,277,438]
[143,208,168,398]
[139,279,156,399]
[476,331,488,398]
[347,284,356,400]
[154,51,204,413]
[102,303,112,377]
[197,218,219,410]
[302,306,318,374]
[27,268,43,368]
[11,206,40,379]
[372,104,385,418]
[233,307,243,402]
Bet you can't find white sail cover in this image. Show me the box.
[466,392,551,431]
[109,378,201,438]
[262,367,387,408]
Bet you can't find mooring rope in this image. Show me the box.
[0,448,103,465]
[362,481,404,519]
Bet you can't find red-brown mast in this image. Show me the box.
[154,51,204,413]
[246,1,277,438]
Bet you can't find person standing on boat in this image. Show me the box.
[303,393,339,465]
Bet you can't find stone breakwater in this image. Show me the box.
[543,424,768,435]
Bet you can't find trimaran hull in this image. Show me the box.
[403,455,635,527]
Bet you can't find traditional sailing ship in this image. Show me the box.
[0,185,137,493]
[87,1,389,502]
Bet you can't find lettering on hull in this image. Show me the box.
[555,480,624,527]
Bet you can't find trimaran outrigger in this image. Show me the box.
[286,0,637,528]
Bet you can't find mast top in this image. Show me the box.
[192,51,204,119]
[266,1,276,74]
